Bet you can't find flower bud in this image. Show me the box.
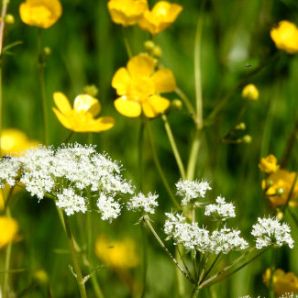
[83,85,99,97]
[242,84,259,101]
[171,99,183,110]
[5,14,15,25]
[144,40,155,51]
[242,135,252,143]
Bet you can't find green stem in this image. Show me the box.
[122,28,132,58]
[138,119,145,191]
[162,114,186,179]
[175,87,196,121]
[269,250,276,298]
[37,29,48,145]
[0,65,2,156]
[186,130,201,180]
[147,123,179,209]
[62,212,87,298]
[140,225,147,298]
[2,207,12,298]
[143,215,193,283]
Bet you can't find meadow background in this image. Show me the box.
[1,0,298,297]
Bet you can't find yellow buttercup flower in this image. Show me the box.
[0,129,38,156]
[107,0,148,26]
[262,169,298,207]
[0,216,18,249]
[112,54,176,118]
[270,20,298,54]
[263,268,298,296]
[241,84,259,101]
[138,1,182,35]
[53,92,115,133]
[259,154,279,174]
[95,235,139,269]
[19,0,62,29]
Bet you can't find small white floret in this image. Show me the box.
[127,192,158,214]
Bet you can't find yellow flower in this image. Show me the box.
[262,169,298,207]
[107,0,148,26]
[0,216,18,249]
[263,268,298,296]
[53,92,115,133]
[241,84,259,101]
[270,20,298,54]
[19,0,62,29]
[0,129,38,156]
[259,155,279,174]
[112,54,176,118]
[138,1,183,35]
[95,235,139,269]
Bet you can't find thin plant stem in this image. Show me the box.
[269,250,276,298]
[199,253,221,285]
[186,130,201,180]
[63,131,74,143]
[138,119,145,191]
[147,123,179,208]
[0,65,2,156]
[62,212,87,298]
[162,114,186,179]
[175,87,196,121]
[37,29,49,145]
[2,208,12,298]
[198,249,265,289]
[140,225,148,298]
[0,0,9,55]
[142,215,194,283]
[122,28,132,58]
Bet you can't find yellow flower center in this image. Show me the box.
[127,77,155,102]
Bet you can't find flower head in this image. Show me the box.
[0,216,18,249]
[204,196,236,220]
[139,1,182,35]
[262,169,298,207]
[259,154,279,174]
[251,217,294,249]
[19,0,62,29]
[263,268,298,296]
[241,84,259,101]
[176,179,211,206]
[53,92,115,132]
[270,20,298,54]
[127,192,158,214]
[112,54,176,118]
[0,129,38,156]
[95,235,139,269]
[107,0,148,26]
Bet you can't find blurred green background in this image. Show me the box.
[1,0,298,297]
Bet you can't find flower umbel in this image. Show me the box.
[204,196,236,220]
[19,0,62,29]
[107,0,148,26]
[112,54,176,118]
[127,192,158,214]
[251,217,294,249]
[270,20,298,54]
[53,92,115,133]
[139,1,183,35]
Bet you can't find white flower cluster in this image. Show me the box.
[0,157,21,186]
[0,144,134,221]
[176,179,211,206]
[251,217,294,249]
[164,213,247,254]
[127,192,158,214]
[204,196,236,220]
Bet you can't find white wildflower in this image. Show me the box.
[127,192,158,214]
[97,193,121,222]
[209,228,248,254]
[251,217,294,249]
[164,213,210,252]
[56,188,87,216]
[0,157,21,187]
[204,196,236,220]
[176,179,211,206]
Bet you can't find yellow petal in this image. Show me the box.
[112,67,131,96]
[152,68,176,93]
[73,94,101,116]
[142,95,170,118]
[127,54,155,78]
[53,107,73,130]
[88,117,115,132]
[0,216,18,249]
[114,97,142,117]
[19,0,62,29]
[53,92,72,114]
